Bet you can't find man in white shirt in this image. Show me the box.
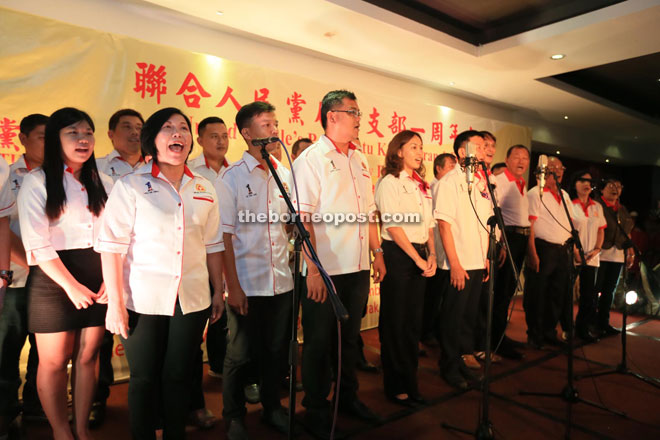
[188,116,230,182]
[216,102,295,439]
[524,157,572,348]
[1,115,49,435]
[293,90,386,438]
[96,109,145,181]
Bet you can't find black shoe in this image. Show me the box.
[459,364,483,384]
[88,401,107,429]
[504,336,526,349]
[543,336,567,348]
[356,358,379,373]
[442,371,468,390]
[226,418,249,440]
[244,383,260,404]
[408,394,429,406]
[262,407,300,435]
[303,410,347,440]
[527,336,544,350]
[497,344,524,360]
[187,407,217,430]
[386,394,418,408]
[600,325,621,337]
[338,399,383,424]
[577,331,600,344]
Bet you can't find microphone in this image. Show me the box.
[536,154,548,198]
[464,141,478,194]
[251,137,280,147]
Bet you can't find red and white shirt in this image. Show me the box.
[8,155,33,287]
[95,162,224,316]
[96,149,145,182]
[527,186,572,245]
[494,168,529,227]
[17,165,114,265]
[0,156,14,219]
[215,151,293,296]
[188,153,230,183]
[571,198,607,267]
[292,135,376,276]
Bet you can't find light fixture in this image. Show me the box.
[563,115,568,120]
[449,81,455,86]
[605,158,610,163]
[556,150,561,155]
[216,10,224,16]
[625,290,638,305]
[550,54,565,60]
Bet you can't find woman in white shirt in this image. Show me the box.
[569,170,606,342]
[375,130,436,407]
[96,108,226,440]
[17,107,112,440]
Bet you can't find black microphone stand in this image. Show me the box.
[258,144,349,440]
[519,175,625,439]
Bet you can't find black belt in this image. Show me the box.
[504,225,531,236]
[536,238,570,249]
[383,239,427,254]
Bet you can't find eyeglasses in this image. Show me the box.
[576,178,592,183]
[548,166,566,172]
[330,109,362,118]
[606,182,624,190]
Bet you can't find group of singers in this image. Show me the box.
[0,89,634,440]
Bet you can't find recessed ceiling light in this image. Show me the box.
[556,150,561,155]
[605,158,610,163]
[216,11,224,16]
[449,81,455,86]
[550,54,565,60]
[563,115,568,120]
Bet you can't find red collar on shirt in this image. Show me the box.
[572,198,595,217]
[256,158,278,171]
[23,154,32,171]
[151,163,194,179]
[503,168,526,195]
[203,155,229,170]
[601,196,619,211]
[327,137,357,155]
[409,170,429,195]
[116,153,145,165]
[543,187,561,203]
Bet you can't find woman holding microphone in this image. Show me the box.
[96,107,226,440]
[375,130,436,407]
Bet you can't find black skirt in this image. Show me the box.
[27,248,107,333]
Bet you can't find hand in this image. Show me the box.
[372,253,386,283]
[483,259,490,282]
[210,291,225,324]
[227,287,248,316]
[422,256,436,277]
[65,282,99,310]
[527,251,540,273]
[449,262,469,291]
[106,304,129,339]
[96,284,108,304]
[626,249,634,269]
[497,247,506,268]
[306,272,327,303]
[585,249,599,262]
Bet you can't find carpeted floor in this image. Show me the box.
[15,298,660,439]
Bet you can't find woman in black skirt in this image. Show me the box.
[17,107,112,440]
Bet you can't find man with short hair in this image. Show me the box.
[1,115,49,437]
[189,116,231,181]
[96,109,145,180]
[293,90,385,439]
[292,137,313,161]
[216,101,295,439]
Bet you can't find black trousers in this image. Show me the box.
[379,240,426,398]
[94,330,114,404]
[438,269,484,374]
[301,271,370,413]
[575,265,597,335]
[523,239,571,341]
[222,292,291,421]
[122,303,209,440]
[0,286,40,417]
[595,261,623,329]
[421,270,443,342]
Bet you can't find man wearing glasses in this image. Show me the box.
[293,90,385,439]
[595,177,634,337]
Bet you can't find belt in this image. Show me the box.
[536,238,570,249]
[504,225,531,236]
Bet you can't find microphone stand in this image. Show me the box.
[519,175,625,439]
[258,145,349,440]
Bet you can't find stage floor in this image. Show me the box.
[18,298,660,439]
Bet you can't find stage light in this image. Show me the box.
[449,81,455,86]
[625,290,638,305]
[550,54,565,60]
[556,150,560,155]
[216,11,224,16]
[606,159,610,163]
[564,115,568,120]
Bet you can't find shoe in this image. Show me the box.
[244,383,260,404]
[577,331,600,344]
[262,407,300,435]
[303,410,347,440]
[543,336,567,348]
[22,406,48,424]
[442,371,468,390]
[208,369,223,379]
[459,364,484,384]
[187,407,217,430]
[496,345,524,361]
[356,358,379,373]
[461,354,481,369]
[338,399,384,424]
[88,401,107,430]
[386,394,418,408]
[226,418,249,440]
[474,351,502,363]
[504,336,526,349]
[408,394,429,406]
[561,331,568,341]
[527,336,544,350]
[600,325,621,337]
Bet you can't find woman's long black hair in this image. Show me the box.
[43,107,107,220]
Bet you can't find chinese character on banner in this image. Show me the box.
[287,92,306,125]
[388,112,406,134]
[449,124,458,140]
[134,63,167,104]
[254,88,270,102]
[314,101,322,123]
[215,86,241,111]
[431,122,443,145]
[0,118,20,152]
[410,127,426,134]
[175,72,211,108]
[366,107,384,138]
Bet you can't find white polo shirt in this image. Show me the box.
[96,149,145,182]
[0,156,14,218]
[95,162,225,316]
[17,166,113,266]
[430,177,447,267]
[375,170,434,244]
[292,135,376,276]
[8,155,32,287]
[215,151,293,296]
[188,153,229,183]
[571,198,607,267]
[527,186,572,245]
[494,168,530,227]
[433,163,493,271]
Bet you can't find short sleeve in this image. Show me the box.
[214,174,237,235]
[94,178,136,255]
[203,184,225,253]
[375,176,401,231]
[0,159,15,218]
[596,203,607,229]
[433,174,458,228]
[17,172,57,264]
[528,188,540,221]
[292,153,320,213]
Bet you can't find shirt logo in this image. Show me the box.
[144,181,158,194]
[330,159,339,173]
[246,184,257,198]
[110,166,119,176]
[195,183,206,192]
[11,179,20,191]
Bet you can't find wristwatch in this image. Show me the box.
[0,270,13,287]
[372,247,384,255]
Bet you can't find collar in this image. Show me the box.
[243,151,278,173]
[504,168,526,195]
[202,155,229,170]
[573,197,595,217]
[21,154,32,171]
[320,135,358,157]
[63,163,74,175]
[402,169,429,194]
[601,195,619,211]
[150,162,194,180]
[543,187,561,203]
[108,149,145,165]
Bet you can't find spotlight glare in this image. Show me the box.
[625,290,638,305]
[551,54,565,60]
